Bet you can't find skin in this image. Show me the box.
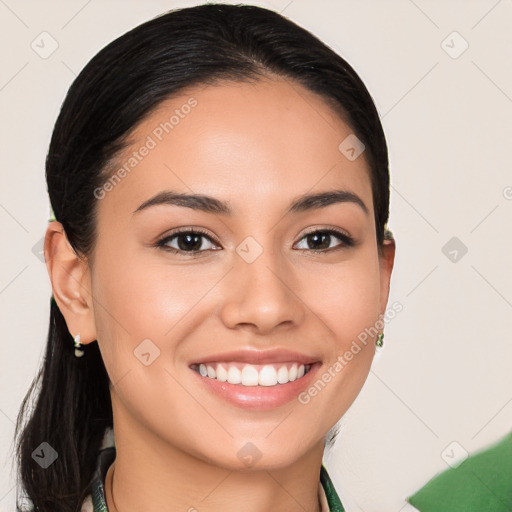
[45,76,395,512]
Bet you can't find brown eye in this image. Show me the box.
[156,229,220,256]
[294,229,354,252]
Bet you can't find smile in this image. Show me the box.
[190,362,312,386]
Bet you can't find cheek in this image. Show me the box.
[295,253,381,424]
[90,259,201,422]
[93,252,201,334]
[90,248,219,381]
[307,250,382,347]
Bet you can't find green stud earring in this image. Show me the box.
[376,331,384,347]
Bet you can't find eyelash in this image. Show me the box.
[154,227,354,257]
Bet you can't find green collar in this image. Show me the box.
[320,463,346,511]
[89,447,345,511]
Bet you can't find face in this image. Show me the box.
[56,77,394,470]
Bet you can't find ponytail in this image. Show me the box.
[14,298,112,511]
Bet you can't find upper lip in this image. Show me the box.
[189,348,319,366]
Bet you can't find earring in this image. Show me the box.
[73,333,85,357]
[376,331,384,347]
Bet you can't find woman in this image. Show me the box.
[15,3,396,511]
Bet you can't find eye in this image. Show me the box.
[155,226,354,257]
[155,228,220,256]
[294,228,354,252]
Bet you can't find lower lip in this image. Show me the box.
[190,363,322,410]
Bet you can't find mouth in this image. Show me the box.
[190,361,312,387]
[188,348,321,409]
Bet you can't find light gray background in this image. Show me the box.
[1,1,511,511]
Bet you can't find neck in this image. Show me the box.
[105,458,324,512]
[104,418,325,512]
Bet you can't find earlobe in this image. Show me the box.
[44,221,97,344]
[379,238,396,314]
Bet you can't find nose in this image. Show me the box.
[218,240,306,335]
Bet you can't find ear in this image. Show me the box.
[44,221,97,345]
[378,237,396,315]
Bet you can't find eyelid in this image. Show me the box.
[153,227,220,258]
[293,226,354,251]
[154,224,355,256]
[159,226,218,241]
[299,225,352,239]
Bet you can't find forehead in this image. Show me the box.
[97,77,373,220]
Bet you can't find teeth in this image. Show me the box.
[241,365,259,386]
[216,363,228,382]
[259,365,277,386]
[277,365,288,384]
[227,366,242,384]
[193,362,310,386]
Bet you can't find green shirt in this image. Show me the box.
[406,430,512,511]
[81,445,346,512]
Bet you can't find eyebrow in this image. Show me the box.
[132,189,369,217]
